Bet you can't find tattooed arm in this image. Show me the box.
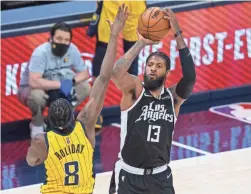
[111,40,145,93]
[112,34,158,94]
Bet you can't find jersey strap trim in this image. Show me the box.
[52,122,76,136]
[121,87,145,113]
[78,121,88,139]
[44,133,49,152]
[166,88,177,123]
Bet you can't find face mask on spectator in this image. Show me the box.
[51,41,70,57]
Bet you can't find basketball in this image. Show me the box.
[138,7,171,41]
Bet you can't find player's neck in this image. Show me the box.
[150,86,163,99]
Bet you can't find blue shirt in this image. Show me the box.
[20,42,87,86]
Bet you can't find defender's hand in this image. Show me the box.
[163,8,181,34]
[106,3,129,36]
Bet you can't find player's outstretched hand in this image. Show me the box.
[137,30,159,45]
[106,3,129,36]
[163,8,181,34]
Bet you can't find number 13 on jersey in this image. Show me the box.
[147,125,161,142]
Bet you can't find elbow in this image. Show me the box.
[184,71,196,84]
[27,161,34,167]
[29,78,38,89]
[98,74,109,84]
[188,74,196,84]
[112,67,119,79]
[185,77,196,86]
[111,71,118,81]
[112,67,126,81]
[26,156,36,167]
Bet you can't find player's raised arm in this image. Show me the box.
[163,8,196,114]
[76,4,128,132]
[112,33,158,93]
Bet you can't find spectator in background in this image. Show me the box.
[87,0,146,77]
[18,22,91,138]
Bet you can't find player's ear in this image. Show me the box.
[166,70,170,77]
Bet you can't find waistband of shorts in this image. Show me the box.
[119,160,168,175]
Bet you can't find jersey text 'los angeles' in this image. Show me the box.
[119,87,177,168]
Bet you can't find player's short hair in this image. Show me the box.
[146,51,171,71]
[50,22,72,39]
[48,98,74,130]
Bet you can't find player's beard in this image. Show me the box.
[143,73,166,91]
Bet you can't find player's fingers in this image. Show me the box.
[153,41,160,44]
[168,8,175,17]
[163,15,172,20]
[125,5,128,13]
[169,8,175,15]
[162,9,168,15]
[136,29,141,38]
[121,3,125,10]
[120,3,125,19]
[123,3,126,11]
[163,10,172,18]
[123,9,129,23]
[165,8,172,13]
[165,8,174,16]
[116,5,122,20]
[124,5,128,18]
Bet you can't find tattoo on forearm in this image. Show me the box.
[113,57,131,74]
[116,57,127,67]
[114,41,144,73]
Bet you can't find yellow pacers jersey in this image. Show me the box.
[40,121,94,194]
[98,0,146,42]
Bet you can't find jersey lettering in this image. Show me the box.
[135,101,174,123]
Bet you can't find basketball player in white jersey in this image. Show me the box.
[109,8,196,194]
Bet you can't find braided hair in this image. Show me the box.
[48,98,74,131]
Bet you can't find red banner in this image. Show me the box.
[1,2,251,123]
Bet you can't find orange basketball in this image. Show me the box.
[138,7,171,41]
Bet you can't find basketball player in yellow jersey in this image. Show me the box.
[26,4,129,194]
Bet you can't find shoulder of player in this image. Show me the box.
[167,84,176,93]
[167,85,186,106]
[120,79,144,111]
[123,76,143,97]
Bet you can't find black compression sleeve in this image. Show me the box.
[176,47,196,99]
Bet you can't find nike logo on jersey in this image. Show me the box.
[162,95,170,100]
[144,93,152,97]
[135,101,174,123]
